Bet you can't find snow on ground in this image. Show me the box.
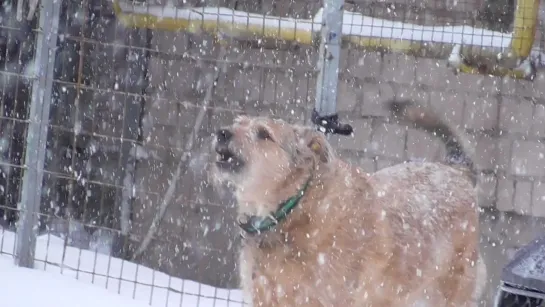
[0,256,152,307]
[0,230,245,307]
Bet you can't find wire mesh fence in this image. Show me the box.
[1,0,544,306]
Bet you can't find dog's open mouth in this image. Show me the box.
[215,145,243,171]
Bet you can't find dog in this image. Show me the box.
[211,102,486,306]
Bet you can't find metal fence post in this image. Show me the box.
[315,0,343,118]
[15,1,62,268]
[313,0,352,136]
[111,27,152,259]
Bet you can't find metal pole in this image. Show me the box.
[314,0,344,118]
[15,1,62,268]
[312,0,353,136]
[111,27,151,259]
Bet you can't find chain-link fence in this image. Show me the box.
[1,0,545,306]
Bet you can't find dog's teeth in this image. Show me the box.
[227,157,233,162]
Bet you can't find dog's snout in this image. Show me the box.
[216,129,233,144]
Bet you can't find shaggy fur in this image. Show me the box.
[211,110,486,307]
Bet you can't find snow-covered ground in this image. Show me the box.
[0,230,245,307]
[0,256,153,307]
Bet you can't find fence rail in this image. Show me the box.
[112,0,543,79]
[1,0,545,306]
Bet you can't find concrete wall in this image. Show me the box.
[108,0,545,305]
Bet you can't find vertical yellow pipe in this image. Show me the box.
[511,0,539,57]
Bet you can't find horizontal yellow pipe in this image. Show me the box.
[458,63,529,79]
[112,1,537,80]
[112,1,315,44]
[346,37,533,79]
[345,36,503,59]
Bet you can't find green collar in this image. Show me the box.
[238,174,313,236]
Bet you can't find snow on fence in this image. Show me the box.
[112,0,544,79]
[2,0,545,306]
[1,230,245,307]
[1,0,251,306]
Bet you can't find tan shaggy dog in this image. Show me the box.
[211,101,486,307]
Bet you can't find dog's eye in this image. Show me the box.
[256,127,273,141]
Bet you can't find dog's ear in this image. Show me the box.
[293,127,334,164]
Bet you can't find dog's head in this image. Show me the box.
[211,115,335,190]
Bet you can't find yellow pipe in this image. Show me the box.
[345,36,502,59]
[111,0,537,80]
[346,37,532,79]
[458,63,528,79]
[112,1,315,44]
[510,0,539,57]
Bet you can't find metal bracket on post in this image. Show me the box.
[313,0,353,136]
[15,1,62,268]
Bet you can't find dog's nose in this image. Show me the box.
[216,129,232,144]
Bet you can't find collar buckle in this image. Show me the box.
[238,172,313,236]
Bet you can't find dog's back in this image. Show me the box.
[354,99,486,306]
[366,160,478,306]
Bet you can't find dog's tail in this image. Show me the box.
[386,99,475,176]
